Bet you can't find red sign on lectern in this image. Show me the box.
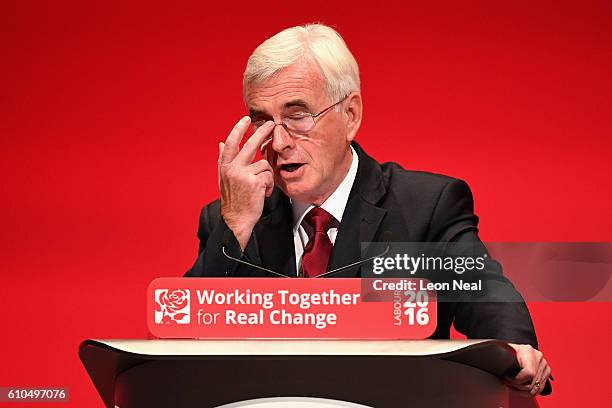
[147,278,436,339]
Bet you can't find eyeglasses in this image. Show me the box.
[250,95,348,136]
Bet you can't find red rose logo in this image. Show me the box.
[160,289,189,312]
[155,289,190,324]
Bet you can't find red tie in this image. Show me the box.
[301,207,335,278]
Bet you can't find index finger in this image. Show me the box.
[235,121,274,165]
[220,116,251,164]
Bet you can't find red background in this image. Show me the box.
[2,1,611,406]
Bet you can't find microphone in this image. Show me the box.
[220,230,289,278]
[220,229,393,278]
[313,231,393,278]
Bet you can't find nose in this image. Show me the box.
[270,122,296,153]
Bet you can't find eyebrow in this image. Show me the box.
[248,99,313,118]
[248,107,267,118]
[283,99,311,110]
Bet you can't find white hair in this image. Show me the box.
[243,23,361,104]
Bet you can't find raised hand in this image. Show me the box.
[218,116,275,250]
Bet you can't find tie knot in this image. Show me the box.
[304,207,335,233]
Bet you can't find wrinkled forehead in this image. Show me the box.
[244,62,330,114]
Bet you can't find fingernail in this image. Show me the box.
[241,116,251,123]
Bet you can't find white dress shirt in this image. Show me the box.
[291,146,359,276]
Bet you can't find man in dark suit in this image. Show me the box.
[186,23,551,395]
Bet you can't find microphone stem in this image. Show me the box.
[221,246,289,278]
[314,244,391,278]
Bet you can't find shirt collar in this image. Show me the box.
[291,145,359,232]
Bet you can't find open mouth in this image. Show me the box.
[280,163,304,173]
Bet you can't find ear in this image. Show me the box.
[344,91,362,142]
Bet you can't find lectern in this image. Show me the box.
[79,339,538,408]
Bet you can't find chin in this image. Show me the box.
[283,183,307,200]
[281,180,315,202]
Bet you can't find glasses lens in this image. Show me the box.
[284,115,315,135]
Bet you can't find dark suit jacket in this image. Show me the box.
[186,142,539,348]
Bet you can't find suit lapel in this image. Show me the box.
[328,195,387,277]
[252,189,297,277]
[327,142,388,277]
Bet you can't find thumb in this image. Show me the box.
[218,142,225,159]
[217,142,225,190]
